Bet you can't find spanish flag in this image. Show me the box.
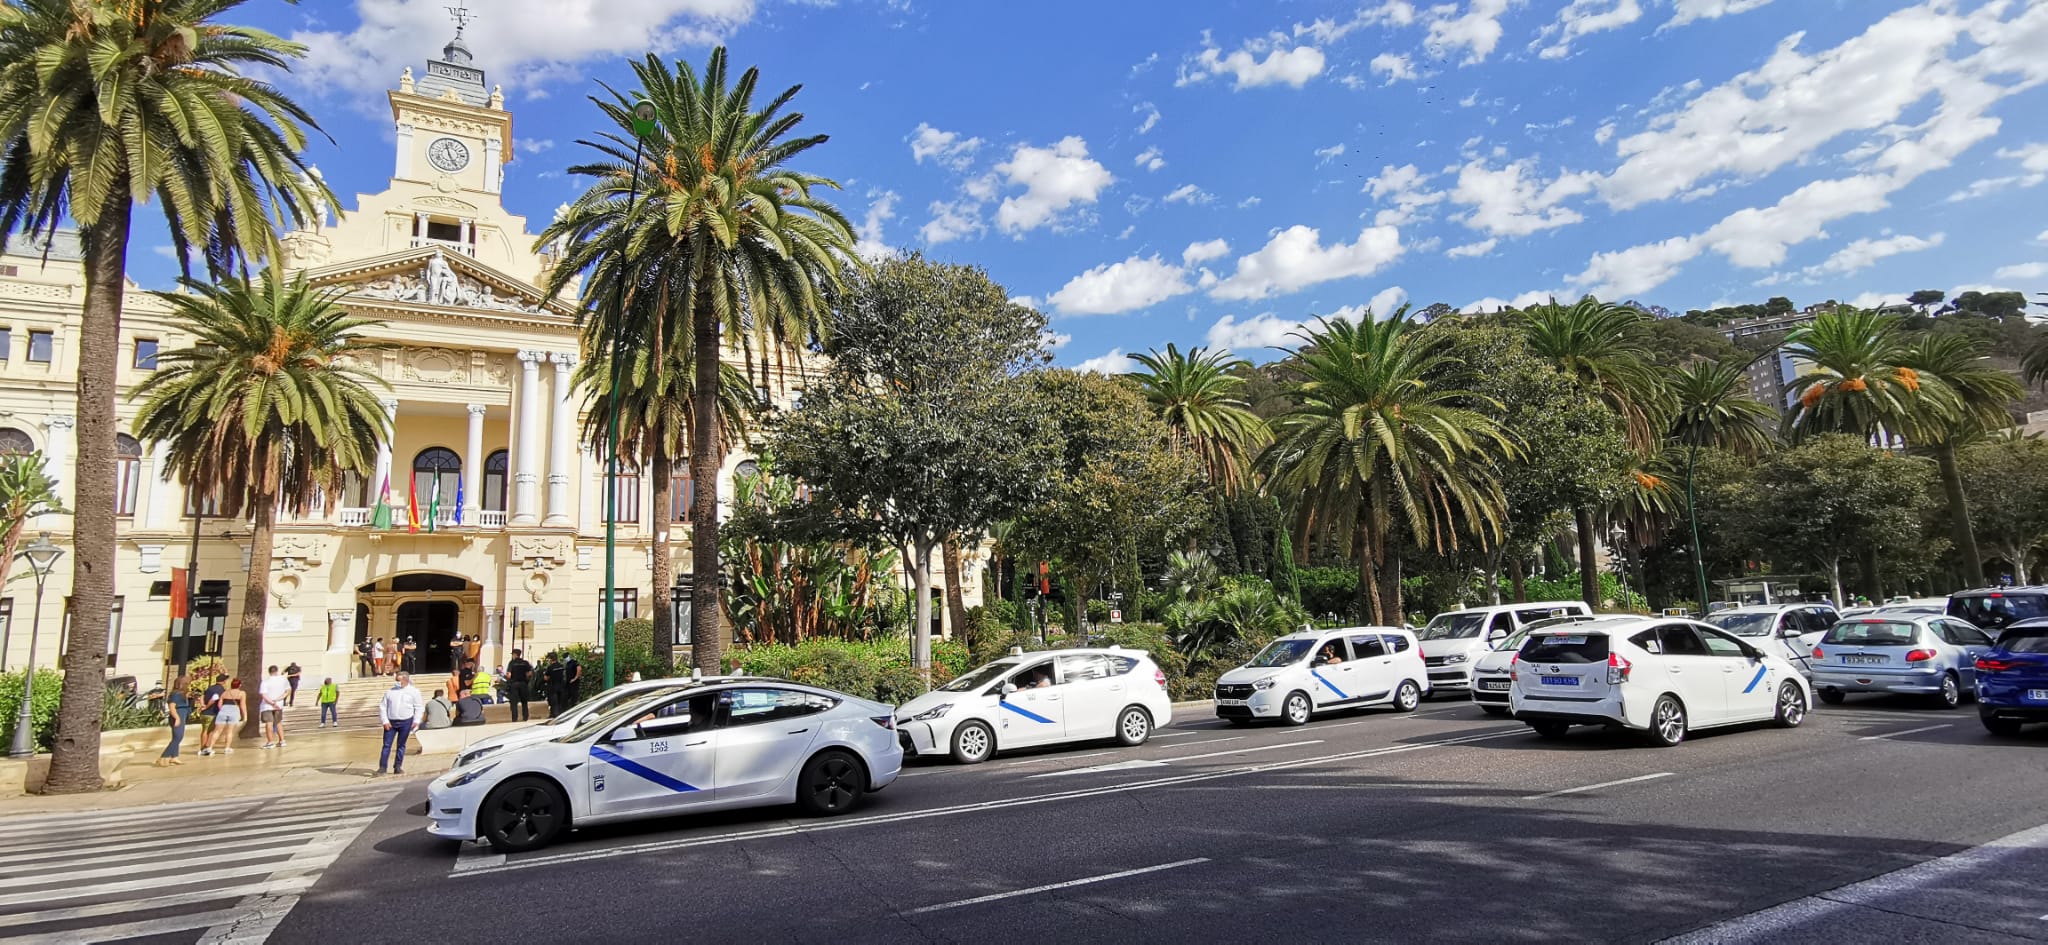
[406,472,422,533]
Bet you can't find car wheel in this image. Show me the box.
[1481,705,1510,717]
[1529,721,1570,739]
[1282,691,1313,726]
[1392,681,1422,713]
[796,750,866,816]
[1818,689,1846,705]
[1982,714,2024,737]
[1931,673,1961,710]
[1773,682,1808,728]
[1647,695,1687,748]
[480,776,567,854]
[1115,706,1152,747]
[949,720,995,765]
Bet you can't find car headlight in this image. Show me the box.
[444,762,499,789]
[455,744,504,768]
[1443,655,1468,665]
[1251,677,1277,691]
[908,703,952,722]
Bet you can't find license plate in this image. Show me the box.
[1479,680,1510,691]
[1216,699,1248,707]
[1843,655,1885,665]
[1540,675,1580,687]
[2027,690,2048,702]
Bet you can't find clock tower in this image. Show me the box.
[389,15,511,198]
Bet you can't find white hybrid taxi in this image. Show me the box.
[427,679,901,852]
[893,647,1173,764]
[1213,627,1428,725]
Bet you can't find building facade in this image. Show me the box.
[0,35,982,685]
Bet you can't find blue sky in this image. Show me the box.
[133,0,2048,369]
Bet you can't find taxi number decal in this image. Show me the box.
[650,741,671,753]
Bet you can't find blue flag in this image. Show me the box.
[454,477,465,525]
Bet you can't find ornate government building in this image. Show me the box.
[0,33,981,683]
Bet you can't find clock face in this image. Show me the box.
[427,137,470,173]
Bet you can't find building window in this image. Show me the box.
[27,330,52,363]
[0,427,32,456]
[132,338,158,370]
[174,580,230,662]
[672,582,692,646]
[115,434,142,517]
[0,327,10,360]
[482,449,508,512]
[411,447,461,513]
[611,462,642,524]
[0,264,16,277]
[184,488,222,518]
[670,472,692,521]
[606,588,638,622]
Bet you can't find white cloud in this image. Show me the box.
[1163,184,1214,205]
[1364,163,1445,226]
[1238,196,1263,209]
[151,245,178,260]
[909,123,984,172]
[1134,101,1162,135]
[1178,35,1326,89]
[516,138,555,154]
[1846,290,1910,310]
[1805,231,1943,278]
[1447,238,1498,258]
[1535,0,1643,61]
[292,0,754,103]
[1074,348,1138,375]
[1048,255,1195,315]
[1995,262,2048,280]
[1462,289,1566,313]
[1370,53,1417,84]
[1950,143,2048,200]
[1666,0,1776,30]
[1450,159,1599,237]
[1207,313,1308,354]
[1365,285,1409,317]
[919,198,984,245]
[1314,143,1346,165]
[1424,0,1514,66]
[1041,329,1072,351]
[1010,295,1039,310]
[1294,2,1417,43]
[1211,225,1405,301]
[1134,147,1166,172]
[994,137,1115,233]
[1183,239,1231,265]
[1697,173,1895,269]
[1569,237,1701,300]
[1593,122,1616,145]
[2036,229,2048,245]
[853,189,899,261]
[1132,53,1159,77]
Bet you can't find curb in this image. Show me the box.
[1171,699,1215,711]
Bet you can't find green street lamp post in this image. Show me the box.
[8,535,65,759]
[1685,446,1711,615]
[603,99,659,690]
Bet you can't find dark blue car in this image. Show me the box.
[1976,617,2048,737]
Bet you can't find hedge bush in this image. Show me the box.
[732,638,969,706]
[0,668,62,752]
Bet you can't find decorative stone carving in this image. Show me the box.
[415,195,478,212]
[402,347,467,383]
[484,354,513,385]
[400,66,415,94]
[510,535,568,568]
[352,251,545,314]
[270,535,326,609]
[522,569,549,603]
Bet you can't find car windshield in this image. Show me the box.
[1705,612,1777,637]
[1491,629,1533,652]
[1998,631,2048,654]
[1246,638,1317,667]
[1950,594,2048,629]
[1519,633,1609,664]
[1821,621,1919,647]
[544,684,677,725]
[1419,613,1487,641]
[938,661,1016,693]
[556,692,670,744]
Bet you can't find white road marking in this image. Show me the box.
[1028,759,1171,779]
[455,841,506,871]
[905,858,1211,914]
[1162,739,1323,763]
[1857,723,1953,741]
[1000,751,1116,768]
[1523,772,1674,801]
[1149,731,1202,739]
[1025,739,1316,778]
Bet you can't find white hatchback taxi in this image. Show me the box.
[1509,616,1811,747]
[427,679,901,852]
[1418,601,1591,696]
[1213,627,1428,725]
[894,647,1174,764]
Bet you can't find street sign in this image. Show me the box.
[1110,609,1122,623]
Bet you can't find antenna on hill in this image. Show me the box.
[445,1,475,36]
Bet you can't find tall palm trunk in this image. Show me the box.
[1933,442,1984,588]
[650,438,674,672]
[236,491,277,737]
[942,535,969,640]
[689,294,724,675]
[47,194,131,793]
[1355,520,1378,624]
[1378,555,1403,628]
[1574,507,1600,609]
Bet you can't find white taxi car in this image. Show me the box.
[1469,615,1597,716]
[450,677,704,770]
[1213,627,1428,725]
[1418,601,1591,696]
[894,647,1173,764]
[427,679,901,852]
[1509,616,1811,747]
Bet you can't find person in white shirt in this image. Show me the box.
[376,672,427,776]
[257,666,292,749]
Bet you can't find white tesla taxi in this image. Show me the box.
[1213,627,1428,725]
[427,679,901,852]
[1509,616,1811,747]
[893,647,1173,764]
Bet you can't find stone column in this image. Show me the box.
[545,352,577,526]
[40,415,74,530]
[463,403,485,523]
[372,399,399,507]
[512,351,545,525]
[483,138,503,194]
[143,441,172,529]
[395,122,413,178]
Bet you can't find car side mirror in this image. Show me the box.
[1000,682,1018,698]
[1781,626,1806,638]
[608,724,641,743]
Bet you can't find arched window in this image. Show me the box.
[411,447,461,515]
[0,427,33,457]
[115,434,142,517]
[482,449,508,512]
[611,461,642,524]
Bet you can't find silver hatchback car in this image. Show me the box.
[1809,614,1997,709]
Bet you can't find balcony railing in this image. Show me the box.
[335,506,508,529]
[409,236,476,257]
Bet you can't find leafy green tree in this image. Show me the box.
[1127,344,1270,495]
[1950,290,2026,320]
[1267,313,1516,624]
[0,453,64,607]
[1896,332,2024,586]
[1736,436,1938,603]
[1908,289,1946,313]
[539,48,854,676]
[0,0,333,793]
[770,256,1051,668]
[720,460,899,643]
[1639,318,1743,368]
[1958,437,2048,584]
[132,274,388,724]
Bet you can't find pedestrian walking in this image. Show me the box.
[317,677,340,727]
[355,638,375,678]
[258,666,290,748]
[376,671,425,776]
[284,662,303,706]
[371,638,386,675]
[541,653,565,717]
[197,673,228,756]
[212,677,248,754]
[155,673,191,767]
[505,649,533,722]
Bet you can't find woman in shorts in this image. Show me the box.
[212,677,248,753]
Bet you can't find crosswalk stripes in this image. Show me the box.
[0,786,400,944]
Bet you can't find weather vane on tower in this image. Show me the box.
[446,2,475,37]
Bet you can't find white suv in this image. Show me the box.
[1418,601,1591,696]
[894,647,1173,764]
[1508,616,1812,747]
[1214,627,1428,725]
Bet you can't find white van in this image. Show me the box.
[1418,601,1592,696]
[1213,627,1428,725]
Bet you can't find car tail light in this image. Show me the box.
[1975,657,2012,673]
[1811,646,1824,660]
[1154,669,1167,689]
[1905,649,1937,664]
[1508,654,1519,682]
[1607,653,1632,685]
[869,716,894,730]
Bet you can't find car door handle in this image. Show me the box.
[684,740,708,747]
[786,729,810,735]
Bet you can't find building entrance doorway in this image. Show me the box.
[396,601,461,673]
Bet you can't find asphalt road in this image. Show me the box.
[22,695,2045,944]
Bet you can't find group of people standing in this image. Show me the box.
[155,664,343,765]
[355,636,419,677]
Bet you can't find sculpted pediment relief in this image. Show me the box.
[350,250,547,314]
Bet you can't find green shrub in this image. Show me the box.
[1295,566,1358,620]
[733,639,964,706]
[612,617,655,653]
[0,668,63,752]
[103,686,164,732]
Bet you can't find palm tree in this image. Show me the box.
[1781,309,1930,443]
[132,273,388,729]
[1896,332,2023,587]
[0,0,331,792]
[0,453,65,616]
[1128,344,1271,495]
[538,49,854,675]
[1519,299,1669,607]
[1666,361,1776,607]
[1266,313,1517,625]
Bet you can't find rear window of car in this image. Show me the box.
[1948,593,2048,628]
[1519,633,1609,664]
[1821,620,1919,647]
[1997,631,2048,654]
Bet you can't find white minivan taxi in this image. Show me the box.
[893,647,1173,764]
[1418,601,1592,696]
[1214,627,1429,725]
